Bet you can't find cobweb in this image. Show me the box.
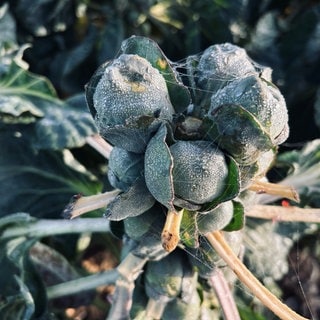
[90,49,317,319]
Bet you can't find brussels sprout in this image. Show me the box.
[120,35,191,113]
[209,75,289,145]
[145,124,240,211]
[145,251,185,302]
[88,54,175,153]
[162,284,201,319]
[107,147,144,191]
[123,204,161,240]
[170,140,228,204]
[196,201,234,234]
[196,43,257,93]
[239,149,276,186]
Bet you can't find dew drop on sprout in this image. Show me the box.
[91,54,175,153]
[169,140,228,204]
[196,43,256,92]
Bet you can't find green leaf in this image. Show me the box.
[105,178,155,221]
[223,200,244,232]
[34,94,97,150]
[200,155,240,211]
[238,306,267,320]
[120,36,191,113]
[0,62,96,150]
[180,209,199,248]
[203,104,273,165]
[0,132,101,218]
[276,139,320,207]
[144,124,175,210]
[0,214,47,319]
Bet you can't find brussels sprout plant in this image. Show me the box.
[2,1,320,319]
[60,35,311,319]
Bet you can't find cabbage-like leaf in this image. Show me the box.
[144,124,175,209]
[200,155,240,211]
[0,61,96,150]
[0,213,46,319]
[276,139,320,207]
[105,178,155,221]
[108,147,144,191]
[203,104,273,165]
[0,132,101,218]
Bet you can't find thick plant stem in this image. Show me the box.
[247,205,320,223]
[249,179,300,202]
[2,218,110,240]
[206,231,308,320]
[209,268,241,320]
[86,134,113,159]
[62,189,120,219]
[161,209,184,252]
[47,269,119,299]
[145,298,167,319]
[107,253,148,320]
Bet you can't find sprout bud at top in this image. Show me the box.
[91,54,175,152]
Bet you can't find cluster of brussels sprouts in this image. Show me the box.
[85,36,289,317]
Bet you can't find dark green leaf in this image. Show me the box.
[238,306,267,320]
[0,132,101,218]
[34,94,97,150]
[203,104,273,165]
[105,178,155,221]
[0,214,46,319]
[11,0,75,36]
[200,155,240,211]
[223,200,244,232]
[180,209,199,248]
[0,62,96,150]
[144,124,175,210]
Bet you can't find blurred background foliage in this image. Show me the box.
[6,0,320,142]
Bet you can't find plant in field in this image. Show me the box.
[1,2,320,319]
[62,35,308,319]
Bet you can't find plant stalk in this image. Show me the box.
[86,134,113,159]
[209,268,241,320]
[145,298,167,319]
[161,209,184,252]
[1,218,111,240]
[107,252,148,320]
[247,205,320,223]
[205,231,308,320]
[62,189,120,219]
[249,180,299,202]
[47,269,119,299]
